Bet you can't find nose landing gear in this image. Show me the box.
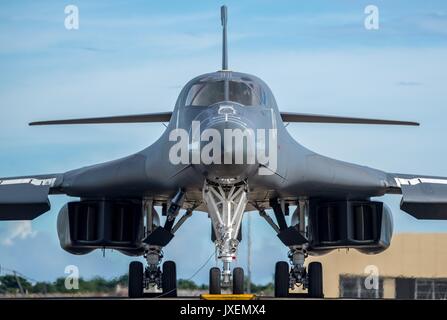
[203,180,248,295]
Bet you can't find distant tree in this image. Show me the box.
[178,279,199,290]
[30,282,51,294]
[0,273,272,296]
[244,279,274,295]
[0,275,33,294]
[53,277,69,293]
[115,274,128,286]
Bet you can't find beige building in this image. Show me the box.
[298,233,447,299]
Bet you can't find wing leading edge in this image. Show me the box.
[29,112,418,126]
[29,112,172,126]
[281,112,419,126]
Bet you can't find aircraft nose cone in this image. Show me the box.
[192,108,259,184]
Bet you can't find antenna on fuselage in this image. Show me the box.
[221,5,228,71]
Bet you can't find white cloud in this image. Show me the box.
[1,221,37,246]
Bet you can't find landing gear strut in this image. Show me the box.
[285,247,323,298]
[203,180,248,294]
[143,246,177,297]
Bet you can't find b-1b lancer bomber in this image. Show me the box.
[1,6,446,298]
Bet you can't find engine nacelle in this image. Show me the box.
[57,200,145,256]
[307,200,393,255]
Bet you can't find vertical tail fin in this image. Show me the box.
[221,5,228,70]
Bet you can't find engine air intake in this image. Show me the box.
[308,200,393,255]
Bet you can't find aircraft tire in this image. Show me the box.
[128,261,144,298]
[162,261,177,297]
[307,262,324,298]
[209,267,221,294]
[232,267,244,294]
[274,261,290,297]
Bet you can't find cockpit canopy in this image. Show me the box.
[184,76,267,107]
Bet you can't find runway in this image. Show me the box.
[0,295,329,300]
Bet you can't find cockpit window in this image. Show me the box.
[185,80,264,106]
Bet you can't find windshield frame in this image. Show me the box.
[183,78,266,107]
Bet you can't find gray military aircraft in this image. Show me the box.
[1,6,446,298]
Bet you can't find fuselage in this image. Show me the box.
[59,70,391,206]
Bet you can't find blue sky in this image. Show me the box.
[0,0,447,285]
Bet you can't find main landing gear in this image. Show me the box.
[128,192,194,298]
[274,249,323,298]
[128,257,177,298]
[203,181,248,294]
[260,199,324,298]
